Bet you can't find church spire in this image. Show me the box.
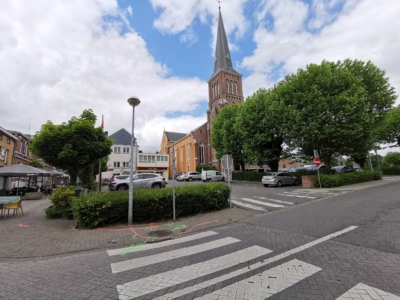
[213,9,239,76]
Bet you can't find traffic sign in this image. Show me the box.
[314,157,321,167]
[221,154,233,169]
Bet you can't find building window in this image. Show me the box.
[234,82,237,95]
[199,143,204,164]
[113,162,120,168]
[123,162,130,168]
[181,147,183,162]
[114,147,121,153]
[0,134,3,141]
[0,146,7,163]
[226,80,229,93]
[212,84,214,98]
[217,81,220,94]
[231,81,233,95]
[157,156,168,162]
[187,145,190,160]
[123,147,130,154]
[139,155,155,163]
[6,138,10,144]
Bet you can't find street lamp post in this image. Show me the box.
[127,96,141,226]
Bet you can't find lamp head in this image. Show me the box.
[127,96,141,107]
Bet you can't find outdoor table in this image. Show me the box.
[0,197,20,217]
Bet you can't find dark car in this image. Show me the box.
[332,166,356,173]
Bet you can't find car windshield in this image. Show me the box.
[265,173,276,176]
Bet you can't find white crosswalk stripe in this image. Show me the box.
[117,246,272,300]
[111,237,240,274]
[254,196,295,205]
[231,199,268,212]
[336,283,400,300]
[107,231,218,256]
[193,259,321,300]
[239,197,286,208]
[277,193,316,199]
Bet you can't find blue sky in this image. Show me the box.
[0,0,399,153]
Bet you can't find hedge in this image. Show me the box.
[45,186,76,219]
[381,166,400,175]
[71,183,230,229]
[232,169,332,183]
[317,171,381,188]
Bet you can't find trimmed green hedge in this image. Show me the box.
[71,183,230,229]
[317,171,381,188]
[381,166,400,175]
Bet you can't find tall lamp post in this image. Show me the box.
[127,96,140,226]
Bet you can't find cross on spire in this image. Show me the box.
[216,0,222,10]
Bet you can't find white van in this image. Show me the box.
[201,170,224,182]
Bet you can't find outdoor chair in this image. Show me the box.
[3,200,24,217]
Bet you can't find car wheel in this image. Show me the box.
[263,184,268,187]
[152,183,161,189]
[207,178,212,182]
[202,180,206,182]
[189,177,193,182]
[221,177,225,181]
[293,180,299,186]
[276,181,282,187]
[117,185,128,191]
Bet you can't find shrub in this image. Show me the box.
[196,165,216,173]
[71,183,230,229]
[45,205,69,219]
[316,171,381,188]
[50,186,76,208]
[381,166,400,175]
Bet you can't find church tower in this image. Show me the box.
[207,8,244,168]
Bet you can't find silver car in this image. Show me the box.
[110,173,168,191]
[184,172,202,181]
[262,172,299,187]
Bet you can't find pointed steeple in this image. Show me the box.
[212,9,239,76]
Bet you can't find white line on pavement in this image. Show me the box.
[193,259,321,300]
[231,199,268,212]
[336,283,400,300]
[117,246,272,300]
[254,197,295,205]
[277,193,316,199]
[111,237,240,274]
[240,198,286,208]
[107,231,218,256]
[152,226,358,300]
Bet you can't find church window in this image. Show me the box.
[217,81,220,94]
[187,145,190,161]
[181,147,183,162]
[230,81,233,94]
[199,143,204,164]
[212,84,214,98]
[226,80,229,93]
[234,82,237,95]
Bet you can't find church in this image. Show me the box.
[160,8,244,178]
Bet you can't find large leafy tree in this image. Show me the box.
[239,88,286,171]
[30,109,113,189]
[211,103,245,171]
[376,105,400,148]
[280,59,396,168]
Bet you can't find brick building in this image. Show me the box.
[160,8,244,176]
[0,127,17,167]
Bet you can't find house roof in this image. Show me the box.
[0,127,18,141]
[211,9,241,79]
[108,128,131,145]
[165,131,187,142]
[6,130,30,141]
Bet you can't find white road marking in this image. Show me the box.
[107,231,218,256]
[336,283,400,300]
[152,226,358,300]
[255,196,295,205]
[231,199,268,212]
[111,237,240,274]
[278,193,316,199]
[240,198,286,208]
[117,246,272,300]
[193,259,321,300]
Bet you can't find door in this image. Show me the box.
[132,174,146,188]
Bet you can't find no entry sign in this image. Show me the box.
[314,157,321,167]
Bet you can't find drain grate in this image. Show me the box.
[148,230,172,237]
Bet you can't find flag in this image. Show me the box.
[101,114,104,128]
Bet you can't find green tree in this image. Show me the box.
[211,103,245,171]
[30,109,113,189]
[239,88,286,171]
[27,160,44,169]
[381,152,400,167]
[376,105,400,147]
[280,59,396,168]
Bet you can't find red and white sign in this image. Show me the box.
[314,157,321,167]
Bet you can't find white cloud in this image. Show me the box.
[180,27,198,45]
[0,0,207,152]
[242,0,400,102]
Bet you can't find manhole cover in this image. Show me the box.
[148,230,172,237]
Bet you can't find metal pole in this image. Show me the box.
[98,160,101,192]
[317,168,322,188]
[128,106,135,226]
[368,154,374,172]
[172,147,176,221]
[226,155,231,208]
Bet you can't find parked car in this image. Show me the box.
[174,172,184,180]
[108,175,129,190]
[109,173,168,191]
[183,172,201,181]
[262,172,299,187]
[288,167,303,172]
[278,168,289,172]
[331,166,357,173]
[201,170,224,182]
[176,174,185,181]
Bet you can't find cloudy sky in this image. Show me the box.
[1,0,399,153]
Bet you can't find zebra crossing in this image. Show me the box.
[231,190,348,213]
[105,226,399,300]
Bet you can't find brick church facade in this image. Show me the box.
[160,9,244,178]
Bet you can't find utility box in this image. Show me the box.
[75,187,88,197]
